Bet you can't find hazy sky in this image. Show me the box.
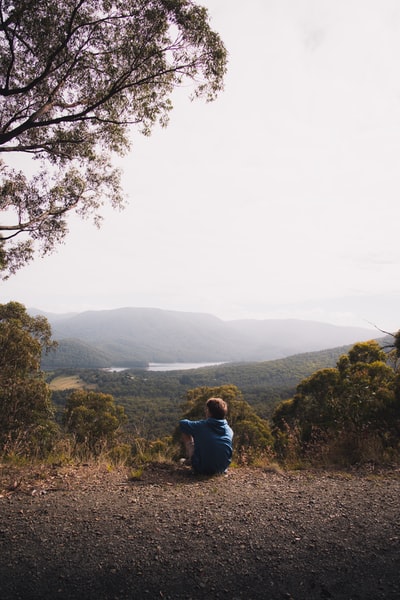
[2,0,400,331]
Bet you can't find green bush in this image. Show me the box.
[0,302,58,457]
[272,340,400,466]
[63,390,127,454]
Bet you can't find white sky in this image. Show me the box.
[2,0,400,331]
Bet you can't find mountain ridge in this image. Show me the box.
[33,306,379,368]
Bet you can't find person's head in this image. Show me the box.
[206,397,228,420]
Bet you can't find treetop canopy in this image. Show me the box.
[0,0,227,275]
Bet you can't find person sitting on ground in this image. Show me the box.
[179,397,233,475]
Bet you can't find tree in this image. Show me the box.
[273,368,340,442]
[0,301,57,454]
[378,328,400,370]
[336,342,397,431]
[0,0,227,276]
[63,389,127,452]
[346,339,387,365]
[272,340,399,464]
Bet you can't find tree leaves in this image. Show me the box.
[272,339,400,463]
[0,0,227,275]
[63,389,127,452]
[0,301,57,454]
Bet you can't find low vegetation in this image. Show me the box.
[1,302,399,471]
[49,375,88,391]
[48,344,351,433]
[272,339,400,467]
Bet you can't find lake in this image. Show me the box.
[103,362,226,373]
[147,362,226,372]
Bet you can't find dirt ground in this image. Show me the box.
[0,463,399,600]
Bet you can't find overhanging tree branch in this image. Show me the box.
[0,0,227,278]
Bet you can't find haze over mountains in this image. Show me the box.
[34,307,380,369]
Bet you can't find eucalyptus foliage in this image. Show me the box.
[63,389,127,452]
[0,0,227,275]
[0,302,57,454]
[272,340,400,463]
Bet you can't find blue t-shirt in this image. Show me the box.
[179,417,233,475]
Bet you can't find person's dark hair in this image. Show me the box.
[206,397,228,419]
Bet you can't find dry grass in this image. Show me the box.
[49,375,92,391]
[0,459,131,497]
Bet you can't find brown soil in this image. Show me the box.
[1,463,399,600]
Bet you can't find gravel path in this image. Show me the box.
[1,464,399,599]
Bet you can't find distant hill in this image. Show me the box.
[35,306,379,369]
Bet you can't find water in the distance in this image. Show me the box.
[102,362,226,373]
[147,362,225,372]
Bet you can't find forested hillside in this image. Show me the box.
[3,301,398,469]
[37,306,379,368]
[49,344,354,438]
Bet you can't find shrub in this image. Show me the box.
[0,302,58,457]
[62,390,127,455]
[272,340,400,466]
